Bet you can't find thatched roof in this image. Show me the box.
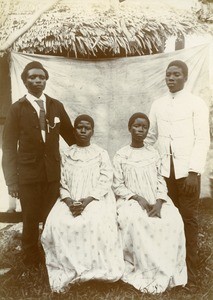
[0,0,211,58]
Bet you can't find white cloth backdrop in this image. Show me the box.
[9,43,213,197]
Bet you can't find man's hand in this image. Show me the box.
[8,184,19,199]
[183,172,199,195]
[148,199,165,218]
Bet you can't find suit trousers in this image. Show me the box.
[19,180,60,266]
[164,160,200,284]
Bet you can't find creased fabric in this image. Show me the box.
[146,90,210,178]
[41,144,124,292]
[9,43,212,195]
[113,145,187,293]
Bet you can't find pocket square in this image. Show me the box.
[54,117,60,124]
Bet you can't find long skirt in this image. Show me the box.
[42,197,124,292]
[117,200,187,294]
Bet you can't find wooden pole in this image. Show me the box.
[0,0,60,52]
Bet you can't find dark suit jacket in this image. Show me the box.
[2,94,75,186]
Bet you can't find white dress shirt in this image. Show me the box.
[26,93,46,141]
[146,89,210,179]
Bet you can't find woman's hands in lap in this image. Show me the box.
[63,196,96,217]
[130,195,165,218]
[130,195,151,214]
[148,199,165,218]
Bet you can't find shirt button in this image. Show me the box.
[44,154,47,158]
[36,126,39,129]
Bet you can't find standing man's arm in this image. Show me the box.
[145,102,158,145]
[2,105,20,198]
[183,98,210,194]
[59,103,76,146]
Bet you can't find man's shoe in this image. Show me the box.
[18,263,41,279]
[183,282,198,293]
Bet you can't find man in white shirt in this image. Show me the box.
[146,60,210,290]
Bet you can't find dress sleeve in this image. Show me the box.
[90,150,113,200]
[60,153,72,199]
[155,152,168,201]
[112,153,135,201]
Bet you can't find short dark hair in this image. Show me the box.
[128,112,150,131]
[167,60,188,77]
[74,114,95,129]
[21,61,49,82]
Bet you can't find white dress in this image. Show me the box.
[41,144,124,292]
[113,145,187,294]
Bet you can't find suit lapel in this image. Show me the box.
[45,95,54,143]
[45,95,52,122]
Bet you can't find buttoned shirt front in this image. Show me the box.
[146,90,210,179]
[26,93,46,141]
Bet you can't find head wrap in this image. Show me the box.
[167,60,188,78]
[128,112,150,130]
[21,61,49,82]
[74,114,94,129]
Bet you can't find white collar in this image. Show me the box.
[169,89,185,99]
[26,93,46,103]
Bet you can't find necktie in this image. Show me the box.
[35,100,46,131]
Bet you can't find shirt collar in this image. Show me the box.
[26,92,46,103]
[169,89,185,100]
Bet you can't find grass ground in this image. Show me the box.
[0,198,212,300]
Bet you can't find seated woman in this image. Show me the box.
[41,114,124,293]
[113,112,187,294]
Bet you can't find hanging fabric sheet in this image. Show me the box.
[9,43,212,196]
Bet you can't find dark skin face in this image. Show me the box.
[130,117,149,148]
[74,120,94,147]
[165,66,187,93]
[24,68,46,98]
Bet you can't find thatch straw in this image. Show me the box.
[0,0,210,57]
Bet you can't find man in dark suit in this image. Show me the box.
[2,61,75,268]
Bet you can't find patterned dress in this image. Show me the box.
[113,144,187,294]
[41,144,124,292]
